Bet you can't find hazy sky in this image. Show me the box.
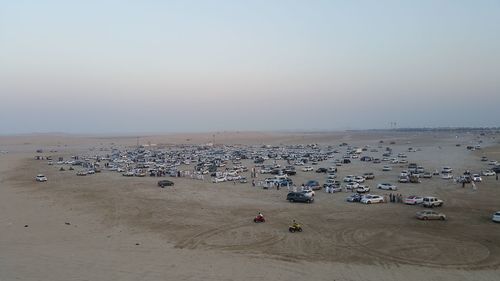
[1,0,499,134]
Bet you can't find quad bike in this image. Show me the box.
[289,223,302,233]
[254,215,266,223]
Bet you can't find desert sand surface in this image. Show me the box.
[1,131,500,281]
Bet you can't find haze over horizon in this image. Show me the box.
[1,0,499,134]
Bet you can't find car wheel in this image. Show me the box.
[289,199,294,203]
[440,216,445,220]
[423,217,428,220]
[307,199,311,203]
[298,227,302,232]
[367,201,371,204]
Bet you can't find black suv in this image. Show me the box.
[316,167,328,173]
[158,180,174,187]
[286,192,314,203]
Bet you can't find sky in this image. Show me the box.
[1,0,499,134]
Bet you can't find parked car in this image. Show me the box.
[324,178,339,185]
[422,172,432,178]
[404,195,424,205]
[382,166,392,171]
[377,183,397,190]
[492,211,500,223]
[76,171,87,176]
[346,193,363,202]
[212,176,226,183]
[35,174,48,182]
[360,194,385,204]
[324,184,342,193]
[482,170,496,176]
[356,185,370,193]
[300,189,315,197]
[441,173,453,179]
[416,210,446,220]
[326,173,337,179]
[353,176,365,183]
[442,166,453,173]
[422,197,443,208]
[472,174,482,182]
[316,167,328,173]
[122,171,134,177]
[363,172,375,180]
[398,176,409,183]
[302,166,313,172]
[287,192,314,203]
[345,182,360,190]
[158,180,174,187]
[305,180,321,190]
[343,175,355,182]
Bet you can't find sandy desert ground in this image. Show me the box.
[1,131,500,281]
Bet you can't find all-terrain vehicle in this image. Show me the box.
[289,223,303,233]
[253,215,265,223]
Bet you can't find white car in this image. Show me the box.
[377,183,397,190]
[212,176,226,183]
[356,185,370,193]
[325,186,342,193]
[353,176,365,183]
[422,196,444,208]
[345,182,360,190]
[35,174,48,182]
[382,166,392,171]
[302,166,313,172]
[441,173,453,179]
[482,170,496,176]
[122,171,134,177]
[326,173,337,179]
[404,195,424,205]
[472,174,482,182]
[343,175,355,182]
[492,211,500,223]
[361,194,385,204]
[488,160,498,166]
[442,166,453,173]
[399,176,409,183]
[301,189,315,197]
